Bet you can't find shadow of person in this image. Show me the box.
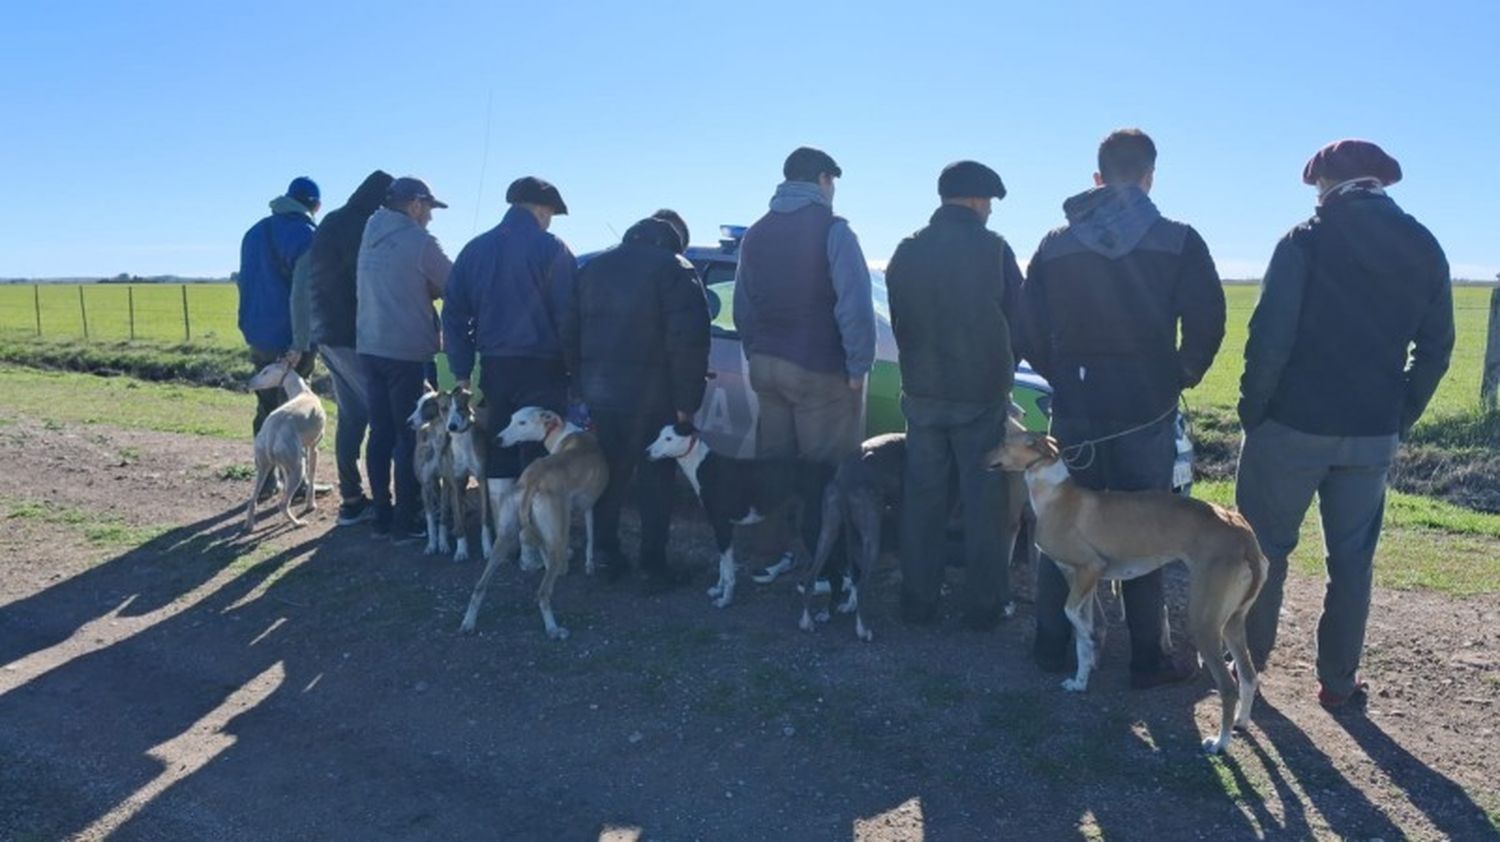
[1335,710,1498,838]
[0,507,244,667]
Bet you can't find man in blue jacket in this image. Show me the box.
[443,177,577,525]
[1236,140,1453,710]
[237,176,320,497]
[734,147,876,592]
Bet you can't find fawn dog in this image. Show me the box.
[987,431,1267,754]
[243,359,325,533]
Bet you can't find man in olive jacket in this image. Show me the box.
[885,161,1022,629]
[562,210,709,589]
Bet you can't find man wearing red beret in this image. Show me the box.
[1236,139,1455,710]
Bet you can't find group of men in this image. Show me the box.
[237,128,1454,707]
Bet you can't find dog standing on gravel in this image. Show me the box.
[987,431,1267,754]
[646,421,832,610]
[443,386,491,563]
[242,359,325,533]
[460,407,608,640]
[408,387,452,556]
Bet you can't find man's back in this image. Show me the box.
[1024,185,1224,425]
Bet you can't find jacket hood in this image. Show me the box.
[363,206,417,249]
[270,195,314,217]
[623,217,682,252]
[1062,185,1160,259]
[346,170,395,215]
[769,180,831,214]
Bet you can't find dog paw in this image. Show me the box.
[585,562,596,576]
[706,584,723,598]
[856,622,873,643]
[814,609,831,624]
[547,626,571,641]
[1201,737,1228,755]
[1061,678,1088,692]
[424,542,440,556]
[1002,601,1017,618]
[798,611,816,632]
[712,595,733,609]
[459,619,477,636]
[453,550,469,563]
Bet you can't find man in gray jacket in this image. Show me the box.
[734,146,876,589]
[356,177,454,540]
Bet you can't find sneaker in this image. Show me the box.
[752,553,798,584]
[336,497,375,526]
[1318,680,1369,712]
[1129,660,1198,691]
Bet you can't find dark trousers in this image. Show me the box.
[1035,413,1176,673]
[479,356,569,480]
[592,408,676,573]
[319,345,370,503]
[361,354,426,526]
[249,346,316,437]
[1235,419,1397,694]
[900,400,1011,622]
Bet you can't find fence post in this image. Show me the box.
[33,284,41,336]
[1483,279,1500,412]
[182,284,191,341]
[128,286,136,341]
[78,285,89,340]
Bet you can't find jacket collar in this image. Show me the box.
[269,194,314,219]
[930,203,984,226]
[500,204,542,233]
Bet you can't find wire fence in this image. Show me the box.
[0,283,242,347]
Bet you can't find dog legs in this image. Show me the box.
[303,445,319,516]
[478,474,493,562]
[850,501,880,642]
[1191,566,1249,754]
[583,507,596,575]
[1060,565,1103,692]
[280,454,306,528]
[461,491,522,635]
[450,475,470,563]
[711,547,737,609]
[423,478,442,555]
[532,495,571,640]
[799,485,842,632]
[242,449,270,535]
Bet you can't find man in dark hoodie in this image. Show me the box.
[1021,129,1226,688]
[886,161,1023,629]
[562,210,710,589]
[1236,140,1452,710]
[443,176,577,529]
[734,147,876,591]
[292,170,394,525]
[238,176,320,498]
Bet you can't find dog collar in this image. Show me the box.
[676,432,698,458]
[1023,454,1051,472]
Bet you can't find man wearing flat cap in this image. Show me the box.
[1236,139,1453,710]
[443,176,578,533]
[885,160,1024,629]
[1020,128,1226,688]
[734,146,876,594]
[357,176,454,540]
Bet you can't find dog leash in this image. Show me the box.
[1059,402,1182,471]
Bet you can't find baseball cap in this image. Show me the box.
[386,176,448,208]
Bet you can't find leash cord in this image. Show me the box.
[1060,401,1185,471]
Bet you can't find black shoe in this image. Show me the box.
[1130,660,1198,690]
[395,519,428,545]
[256,478,282,503]
[336,496,375,526]
[642,566,691,594]
[370,520,392,541]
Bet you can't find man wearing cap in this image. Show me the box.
[885,161,1023,629]
[237,177,321,479]
[443,176,577,529]
[734,147,876,591]
[1236,139,1453,710]
[1021,129,1226,688]
[292,170,394,526]
[562,209,710,590]
[356,176,454,540]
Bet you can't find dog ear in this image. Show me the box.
[672,419,697,436]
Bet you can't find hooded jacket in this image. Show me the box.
[305,171,394,348]
[441,205,577,381]
[237,195,316,350]
[886,203,1024,408]
[354,207,452,361]
[1021,185,1225,425]
[1239,188,1453,437]
[732,181,875,378]
[562,217,711,417]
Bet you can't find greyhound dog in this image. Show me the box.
[987,431,1268,754]
[408,387,452,555]
[242,359,325,533]
[460,407,608,640]
[443,386,491,563]
[646,421,832,609]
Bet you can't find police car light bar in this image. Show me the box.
[718,225,748,251]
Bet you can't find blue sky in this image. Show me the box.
[2,1,1496,280]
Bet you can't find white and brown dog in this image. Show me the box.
[460,407,608,640]
[987,431,1268,754]
[443,386,491,563]
[242,359,325,534]
[408,387,453,556]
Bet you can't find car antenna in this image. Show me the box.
[471,87,494,236]
[605,222,620,240]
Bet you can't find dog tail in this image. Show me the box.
[518,482,542,549]
[1239,536,1269,613]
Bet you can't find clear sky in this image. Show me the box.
[2,1,1496,280]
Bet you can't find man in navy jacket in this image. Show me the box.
[443,177,577,525]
